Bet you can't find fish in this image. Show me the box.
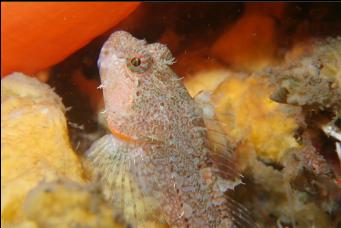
[85,31,255,227]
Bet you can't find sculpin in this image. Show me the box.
[86,31,254,227]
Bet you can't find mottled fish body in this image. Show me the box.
[86,31,254,227]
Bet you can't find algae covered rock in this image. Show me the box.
[1,73,84,226]
[268,37,341,116]
[183,69,340,227]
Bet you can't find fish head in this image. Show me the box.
[98,31,176,141]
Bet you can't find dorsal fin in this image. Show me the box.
[194,90,258,228]
[205,125,257,227]
[194,90,242,183]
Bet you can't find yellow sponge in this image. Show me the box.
[1,73,84,226]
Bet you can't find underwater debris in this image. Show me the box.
[1,73,84,226]
[322,121,341,164]
[85,31,254,227]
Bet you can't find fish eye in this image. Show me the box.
[126,53,152,74]
[131,57,141,67]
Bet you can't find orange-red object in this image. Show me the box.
[108,121,142,144]
[1,2,140,77]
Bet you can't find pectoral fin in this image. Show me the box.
[85,134,165,226]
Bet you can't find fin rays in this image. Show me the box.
[86,135,164,226]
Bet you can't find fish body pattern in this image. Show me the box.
[86,31,253,228]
